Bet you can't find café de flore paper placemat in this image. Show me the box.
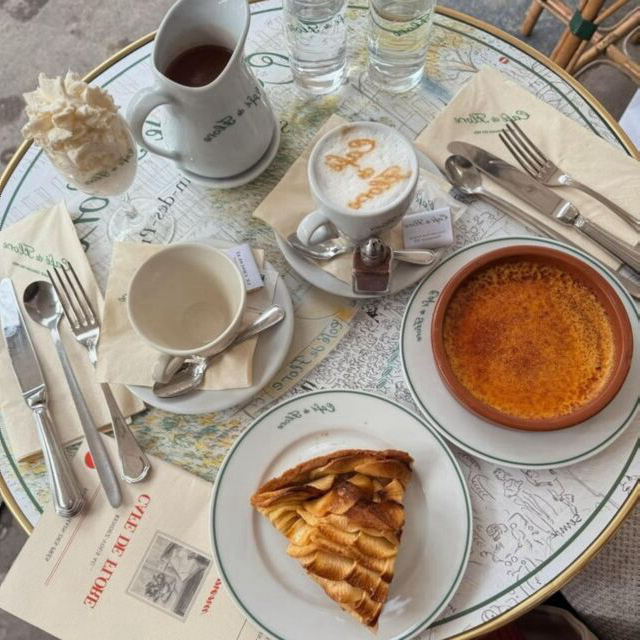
[0,437,261,640]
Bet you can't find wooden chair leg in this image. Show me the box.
[552,0,607,68]
[521,0,545,36]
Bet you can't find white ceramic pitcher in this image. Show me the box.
[127,0,275,181]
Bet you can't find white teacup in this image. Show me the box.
[127,243,246,383]
[297,121,419,246]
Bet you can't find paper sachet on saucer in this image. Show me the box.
[415,67,640,271]
[95,242,265,390]
[0,202,144,461]
[254,114,465,284]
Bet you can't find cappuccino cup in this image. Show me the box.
[127,244,246,383]
[297,121,419,246]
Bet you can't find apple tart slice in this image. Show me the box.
[250,449,413,629]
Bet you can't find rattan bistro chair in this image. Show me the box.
[521,0,640,84]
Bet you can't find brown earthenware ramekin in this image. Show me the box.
[430,245,633,431]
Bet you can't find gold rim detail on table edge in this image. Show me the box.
[0,9,637,640]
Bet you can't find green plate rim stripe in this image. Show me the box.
[210,389,473,640]
[399,236,640,619]
[401,235,640,464]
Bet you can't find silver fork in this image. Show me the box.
[48,264,150,483]
[499,120,640,233]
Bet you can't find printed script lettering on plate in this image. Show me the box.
[413,290,439,342]
[276,402,336,429]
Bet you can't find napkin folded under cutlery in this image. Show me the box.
[415,67,640,271]
[95,242,265,390]
[0,202,144,461]
[253,114,464,284]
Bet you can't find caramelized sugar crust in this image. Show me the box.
[251,449,414,628]
[442,259,615,420]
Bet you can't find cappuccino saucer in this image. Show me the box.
[176,116,281,189]
[275,232,437,299]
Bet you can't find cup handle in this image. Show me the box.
[296,210,339,246]
[126,88,182,162]
[152,354,186,384]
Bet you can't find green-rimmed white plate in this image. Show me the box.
[401,236,640,469]
[210,390,472,639]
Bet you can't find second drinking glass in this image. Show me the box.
[283,0,347,95]
[367,0,437,93]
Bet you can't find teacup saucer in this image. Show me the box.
[180,116,281,189]
[275,232,438,299]
[127,239,294,415]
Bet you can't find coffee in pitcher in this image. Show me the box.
[164,44,233,87]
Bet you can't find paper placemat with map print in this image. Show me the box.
[0,3,638,639]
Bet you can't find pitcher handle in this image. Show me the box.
[126,88,182,162]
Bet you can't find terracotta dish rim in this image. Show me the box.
[430,245,634,432]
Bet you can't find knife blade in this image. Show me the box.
[0,278,84,517]
[448,141,640,272]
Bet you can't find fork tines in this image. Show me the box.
[499,120,547,178]
[47,263,97,330]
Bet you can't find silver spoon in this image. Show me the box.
[153,304,286,398]
[286,232,436,265]
[24,281,121,508]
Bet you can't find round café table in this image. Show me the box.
[0,2,638,639]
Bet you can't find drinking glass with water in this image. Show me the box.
[283,0,347,95]
[368,0,437,93]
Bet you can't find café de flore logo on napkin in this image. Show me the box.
[0,202,142,461]
[0,437,261,640]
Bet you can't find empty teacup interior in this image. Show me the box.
[127,244,245,354]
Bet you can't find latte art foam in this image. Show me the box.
[314,124,415,212]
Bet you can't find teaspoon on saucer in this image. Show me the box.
[153,304,286,398]
[286,232,436,265]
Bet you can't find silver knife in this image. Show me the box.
[0,278,85,517]
[448,141,640,272]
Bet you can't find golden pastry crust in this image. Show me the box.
[251,448,414,629]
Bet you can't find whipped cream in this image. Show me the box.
[22,72,135,192]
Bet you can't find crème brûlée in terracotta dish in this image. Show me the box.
[251,448,413,629]
[431,246,633,431]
